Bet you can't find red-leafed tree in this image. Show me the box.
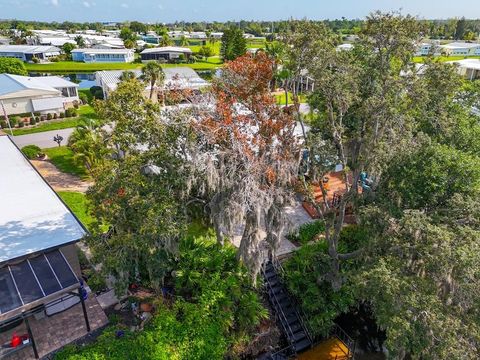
[193,52,300,277]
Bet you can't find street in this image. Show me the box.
[10,128,75,149]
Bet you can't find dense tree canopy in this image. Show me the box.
[220,27,247,61]
[191,52,300,277]
[86,79,189,293]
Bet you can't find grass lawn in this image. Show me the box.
[188,42,221,55]
[58,191,95,231]
[26,59,222,73]
[274,92,307,105]
[79,88,94,103]
[412,55,480,63]
[11,105,98,136]
[43,146,88,179]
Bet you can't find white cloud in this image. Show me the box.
[82,1,90,8]
[121,3,128,8]
[51,0,59,6]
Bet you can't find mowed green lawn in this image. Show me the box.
[25,58,222,73]
[11,105,98,136]
[57,191,95,231]
[412,55,480,63]
[43,146,89,179]
[274,92,308,105]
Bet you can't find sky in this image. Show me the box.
[0,0,479,23]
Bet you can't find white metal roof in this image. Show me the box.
[0,74,77,99]
[96,67,209,92]
[0,136,86,263]
[72,48,133,54]
[448,59,480,70]
[440,42,480,50]
[141,46,193,54]
[0,45,60,54]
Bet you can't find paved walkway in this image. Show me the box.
[30,160,92,193]
[0,293,108,360]
[231,200,313,257]
[10,128,75,149]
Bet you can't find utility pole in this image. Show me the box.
[0,100,13,136]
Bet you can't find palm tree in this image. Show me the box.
[179,35,189,47]
[265,41,285,90]
[68,119,107,174]
[74,35,86,48]
[159,34,172,47]
[119,70,136,82]
[140,62,165,102]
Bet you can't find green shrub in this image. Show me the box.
[0,57,27,75]
[60,112,65,118]
[53,113,58,119]
[65,108,77,117]
[79,92,89,104]
[21,145,42,159]
[33,112,41,117]
[29,117,36,126]
[47,113,53,120]
[35,116,40,123]
[283,242,356,336]
[84,269,107,293]
[55,236,267,360]
[337,225,369,253]
[9,116,19,127]
[90,86,104,100]
[17,120,25,128]
[0,120,7,129]
[289,220,326,245]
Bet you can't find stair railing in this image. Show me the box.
[331,324,356,359]
[262,265,297,347]
[269,344,295,360]
[271,257,314,344]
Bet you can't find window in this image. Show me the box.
[29,256,62,296]
[45,251,77,288]
[0,267,23,314]
[9,261,44,304]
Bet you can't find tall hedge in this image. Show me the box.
[0,58,28,76]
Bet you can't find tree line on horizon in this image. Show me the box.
[1,17,479,41]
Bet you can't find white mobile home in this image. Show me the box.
[0,74,79,116]
[71,48,134,63]
[0,45,60,62]
[439,42,480,56]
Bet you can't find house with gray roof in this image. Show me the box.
[0,45,61,62]
[140,46,192,62]
[0,134,108,359]
[0,74,79,116]
[95,67,209,100]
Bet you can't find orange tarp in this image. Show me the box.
[297,337,350,360]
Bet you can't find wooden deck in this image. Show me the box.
[302,172,359,220]
[298,337,350,360]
